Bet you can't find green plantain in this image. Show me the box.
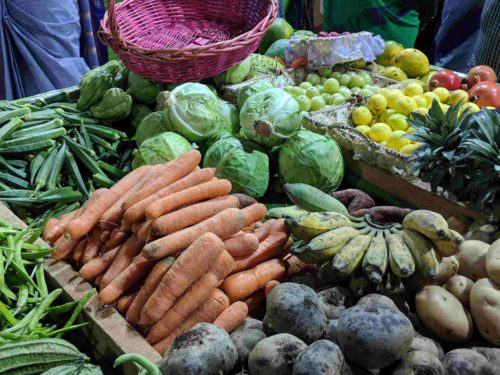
[362,232,388,283]
[298,226,360,263]
[401,229,440,279]
[285,211,353,241]
[402,210,450,240]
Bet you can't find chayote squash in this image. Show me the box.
[114,67,130,90]
[127,72,164,105]
[90,88,133,121]
[129,103,153,128]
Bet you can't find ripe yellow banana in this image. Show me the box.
[332,234,372,278]
[401,229,440,279]
[386,233,416,278]
[302,227,360,263]
[286,212,353,241]
[362,232,388,284]
[402,210,450,240]
[432,229,464,257]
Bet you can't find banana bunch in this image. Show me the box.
[287,209,464,291]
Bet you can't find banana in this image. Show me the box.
[386,233,416,278]
[401,229,440,279]
[267,205,308,220]
[432,229,464,257]
[285,212,353,241]
[402,210,450,240]
[301,227,360,263]
[331,234,372,278]
[349,270,372,298]
[362,232,388,283]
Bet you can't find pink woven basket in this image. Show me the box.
[99,0,278,82]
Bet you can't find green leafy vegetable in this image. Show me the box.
[132,132,192,169]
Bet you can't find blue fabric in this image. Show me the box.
[80,0,107,68]
[0,0,90,100]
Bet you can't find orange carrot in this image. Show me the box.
[142,206,263,260]
[254,219,276,242]
[223,232,259,258]
[116,289,140,314]
[152,289,229,355]
[121,167,214,230]
[139,233,225,326]
[43,209,81,245]
[212,251,236,281]
[222,259,287,302]
[98,254,154,305]
[241,204,267,227]
[264,280,280,297]
[51,236,81,261]
[43,217,59,241]
[100,235,143,289]
[136,221,153,243]
[145,179,232,219]
[146,272,220,344]
[105,229,128,249]
[243,290,266,312]
[79,246,120,281]
[213,302,248,332]
[121,150,202,211]
[285,255,316,276]
[94,274,103,288]
[151,196,239,237]
[126,257,176,325]
[72,238,88,263]
[82,229,103,264]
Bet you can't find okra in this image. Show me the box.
[52,201,80,218]
[35,146,58,191]
[93,173,114,188]
[21,108,61,121]
[64,136,103,175]
[6,159,28,168]
[97,160,125,179]
[29,151,48,185]
[46,143,67,189]
[89,133,117,154]
[80,122,92,149]
[0,155,27,179]
[0,172,29,189]
[64,149,89,197]
[59,111,101,125]
[0,127,67,148]
[85,124,126,140]
[37,188,82,203]
[0,139,56,154]
[0,118,24,142]
[0,189,34,198]
[0,107,30,125]
[44,102,80,113]
[10,118,64,139]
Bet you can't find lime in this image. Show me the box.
[318,67,333,78]
[387,113,408,131]
[386,130,411,151]
[324,78,340,94]
[306,73,321,86]
[404,83,424,97]
[423,92,440,107]
[379,109,396,123]
[356,125,371,136]
[386,89,405,109]
[399,143,421,155]
[338,87,352,99]
[306,87,320,98]
[299,81,313,90]
[339,74,352,87]
[413,95,427,108]
[448,90,469,106]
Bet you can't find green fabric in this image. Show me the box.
[323,0,420,48]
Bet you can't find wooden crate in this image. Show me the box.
[0,203,162,375]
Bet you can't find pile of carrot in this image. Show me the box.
[43,150,307,355]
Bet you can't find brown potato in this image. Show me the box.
[444,275,474,305]
[435,256,459,284]
[457,240,489,281]
[470,278,500,346]
[486,239,500,285]
[415,285,474,343]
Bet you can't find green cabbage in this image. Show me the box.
[134,111,173,146]
[219,99,240,134]
[214,57,251,84]
[237,81,274,109]
[165,83,221,142]
[130,103,153,128]
[279,130,344,192]
[239,88,302,148]
[132,132,192,169]
[203,137,269,198]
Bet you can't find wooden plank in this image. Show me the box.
[0,203,162,375]
[344,154,483,220]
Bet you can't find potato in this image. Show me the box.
[248,333,307,375]
[230,328,266,363]
[415,285,474,343]
[444,275,474,305]
[457,240,489,281]
[318,287,354,319]
[234,317,263,332]
[356,293,398,310]
[324,319,339,343]
[435,255,459,284]
[410,333,444,360]
[264,283,327,343]
[293,340,344,375]
[443,349,495,375]
[160,323,238,375]
[486,238,500,284]
[471,347,500,371]
[391,350,445,375]
[470,278,500,346]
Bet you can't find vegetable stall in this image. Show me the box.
[0,0,499,374]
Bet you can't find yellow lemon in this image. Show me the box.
[458,102,480,116]
[379,109,396,123]
[378,88,391,98]
[368,94,388,116]
[423,92,441,107]
[386,113,409,131]
[351,106,373,126]
[448,89,469,106]
[380,141,387,146]
[386,130,411,151]
[395,97,418,116]
[369,117,379,126]
[368,123,392,143]
[411,107,429,118]
[432,87,450,103]
[386,89,405,109]
[399,143,421,155]
[356,125,371,136]
[404,82,424,97]
[384,66,408,82]
[413,95,428,108]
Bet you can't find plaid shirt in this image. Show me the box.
[474,0,500,77]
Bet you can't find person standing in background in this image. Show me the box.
[473,0,500,77]
[322,0,439,48]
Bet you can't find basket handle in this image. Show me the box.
[107,0,121,48]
